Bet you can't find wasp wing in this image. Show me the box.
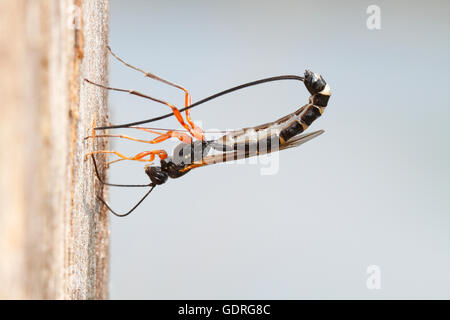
[277,129,325,151]
[189,129,324,169]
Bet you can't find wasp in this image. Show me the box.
[86,47,331,216]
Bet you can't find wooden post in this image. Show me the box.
[0,0,110,299]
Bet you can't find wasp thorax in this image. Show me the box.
[145,165,168,185]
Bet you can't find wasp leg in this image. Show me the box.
[84,79,201,139]
[85,149,168,167]
[85,129,193,145]
[105,149,167,167]
[181,90,204,141]
[106,46,204,140]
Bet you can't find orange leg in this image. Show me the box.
[85,149,167,167]
[105,46,205,140]
[86,129,193,145]
[181,89,204,141]
[133,127,193,144]
[85,79,202,140]
[105,149,167,167]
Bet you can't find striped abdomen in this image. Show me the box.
[279,70,331,143]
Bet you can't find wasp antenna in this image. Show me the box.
[97,185,156,217]
[91,155,152,187]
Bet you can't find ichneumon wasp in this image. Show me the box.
[85,47,331,217]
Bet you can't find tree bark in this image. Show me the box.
[0,0,110,299]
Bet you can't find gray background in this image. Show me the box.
[105,0,449,299]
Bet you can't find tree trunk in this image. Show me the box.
[0,0,110,299]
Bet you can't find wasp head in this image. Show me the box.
[145,165,168,185]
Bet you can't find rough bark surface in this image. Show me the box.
[0,0,110,299]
